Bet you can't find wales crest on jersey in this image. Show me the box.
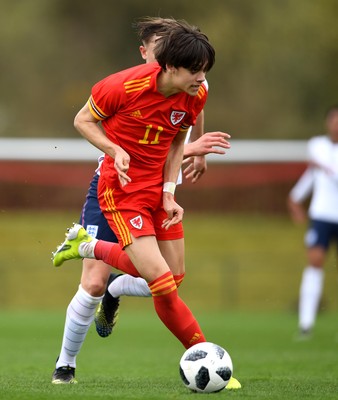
[170,111,186,125]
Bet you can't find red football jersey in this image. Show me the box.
[89,62,208,192]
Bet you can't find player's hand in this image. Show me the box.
[183,155,207,183]
[185,131,231,157]
[287,197,307,224]
[162,193,184,230]
[114,147,132,187]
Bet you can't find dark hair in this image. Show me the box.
[133,17,181,45]
[154,21,215,73]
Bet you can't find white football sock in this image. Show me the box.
[299,266,324,331]
[56,285,103,368]
[78,239,97,259]
[108,274,151,298]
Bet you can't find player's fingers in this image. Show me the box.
[209,140,231,149]
[191,171,203,184]
[185,167,202,180]
[184,170,195,180]
[208,131,231,139]
[183,163,194,175]
[115,157,130,173]
[207,148,227,155]
[191,170,203,183]
[182,157,192,166]
[161,219,171,230]
[217,132,231,139]
[118,175,128,187]
[117,170,131,187]
[162,216,181,230]
[162,217,176,229]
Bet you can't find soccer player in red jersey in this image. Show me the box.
[72,22,213,349]
[56,20,213,343]
[51,17,233,386]
[52,19,241,389]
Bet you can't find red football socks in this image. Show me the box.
[174,273,185,288]
[94,240,141,277]
[149,271,205,349]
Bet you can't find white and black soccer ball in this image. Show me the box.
[179,342,233,393]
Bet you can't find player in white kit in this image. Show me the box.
[288,105,338,337]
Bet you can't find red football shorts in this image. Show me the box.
[97,176,184,248]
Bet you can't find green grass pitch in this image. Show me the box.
[1,210,338,398]
[0,310,338,399]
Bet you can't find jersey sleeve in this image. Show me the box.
[289,167,314,203]
[88,74,124,121]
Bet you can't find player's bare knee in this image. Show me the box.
[307,247,326,267]
[81,260,111,296]
[81,276,107,296]
[84,281,106,297]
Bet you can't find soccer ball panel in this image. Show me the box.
[184,350,208,361]
[195,366,210,390]
[179,366,189,385]
[179,342,233,393]
[216,366,232,381]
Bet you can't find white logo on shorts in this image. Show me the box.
[130,215,143,230]
[304,228,318,247]
[87,225,99,238]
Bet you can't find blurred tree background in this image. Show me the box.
[1,0,338,140]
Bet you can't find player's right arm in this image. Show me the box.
[287,167,314,223]
[74,102,131,186]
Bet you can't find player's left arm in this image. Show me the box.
[182,82,231,183]
[161,129,188,230]
[183,111,207,183]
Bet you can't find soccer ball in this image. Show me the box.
[179,342,233,393]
